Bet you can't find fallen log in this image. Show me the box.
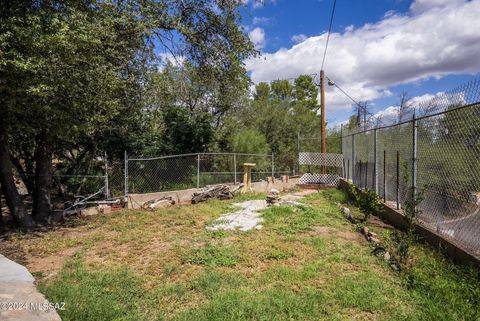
[192,185,233,204]
[142,197,175,210]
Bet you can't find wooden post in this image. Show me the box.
[365,161,368,189]
[241,163,256,193]
[359,160,362,189]
[347,159,350,181]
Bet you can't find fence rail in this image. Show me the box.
[342,78,480,259]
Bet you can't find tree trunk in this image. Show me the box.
[0,129,35,229]
[32,132,53,224]
[0,187,4,233]
[11,156,35,195]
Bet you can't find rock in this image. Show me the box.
[270,188,280,195]
[347,213,357,224]
[360,226,369,235]
[372,246,386,256]
[266,189,281,206]
[80,207,98,217]
[468,191,480,205]
[384,251,391,261]
[341,207,350,215]
[390,262,401,271]
[98,204,112,214]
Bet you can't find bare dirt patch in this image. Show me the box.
[335,230,364,243]
[28,247,79,279]
[307,225,332,236]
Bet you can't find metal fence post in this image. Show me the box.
[352,134,355,185]
[233,153,237,184]
[383,150,386,202]
[271,153,275,180]
[104,151,109,199]
[396,150,400,210]
[124,150,128,196]
[297,132,300,175]
[412,111,418,200]
[197,154,200,188]
[373,129,378,193]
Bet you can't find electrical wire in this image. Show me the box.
[321,0,337,71]
[325,75,384,126]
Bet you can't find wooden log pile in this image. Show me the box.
[192,185,237,204]
[142,196,175,210]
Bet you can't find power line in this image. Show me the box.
[321,0,337,71]
[325,75,384,126]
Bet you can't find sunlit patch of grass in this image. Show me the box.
[184,243,241,267]
[10,189,479,321]
[38,254,146,321]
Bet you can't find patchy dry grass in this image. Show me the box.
[1,189,479,321]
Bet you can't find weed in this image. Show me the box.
[358,188,383,222]
[13,191,479,321]
[262,248,294,260]
[394,163,425,266]
[184,243,240,267]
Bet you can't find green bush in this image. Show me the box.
[345,183,383,222]
[358,188,383,222]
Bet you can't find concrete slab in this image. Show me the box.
[207,189,315,232]
[0,255,35,283]
[206,200,267,231]
[0,255,62,321]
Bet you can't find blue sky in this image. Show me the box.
[240,0,480,126]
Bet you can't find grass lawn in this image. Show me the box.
[1,190,479,321]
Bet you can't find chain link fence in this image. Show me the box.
[342,78,480,259]
[124,153,290,194]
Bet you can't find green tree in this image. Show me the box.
[271,80,293,101]
[230,129,270,154]
[0,0,255,227]
[294,75,318,110]
[254,82,270,100]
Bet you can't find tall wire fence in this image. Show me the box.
[123,153,289,194]
[342,78,480,259]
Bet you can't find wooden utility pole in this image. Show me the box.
[320,70,326,174]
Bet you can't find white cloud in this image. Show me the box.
[253,16,271,25]
[240,0,274,7]
[158,53,185,68]
[248,27,266,49]
[373,106,401,125]
[291,33,308,43]
[245,0,480,112]
[372,92,445,125]
[410,0,465,14]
